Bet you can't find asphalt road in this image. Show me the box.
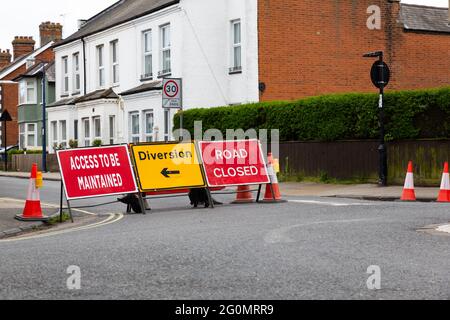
[0,176,449,300]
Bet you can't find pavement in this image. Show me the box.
[280,182,440,201]
[0,198,59,239]
[0,170,442,201]
[0,171,61,181]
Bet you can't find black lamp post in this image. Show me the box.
[363,51,390,186]
[28,59,48,172]
[40,62,47,172]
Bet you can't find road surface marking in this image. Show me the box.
[0,197,123,242]
[0,197,96,215]
[436,224,450,234]
[288,199,377,207]
[265,218,379,244]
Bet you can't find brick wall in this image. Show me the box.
[258,0,450,101]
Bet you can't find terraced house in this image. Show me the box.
[48,0,258,152]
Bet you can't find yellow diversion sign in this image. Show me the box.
[130,142,206,191]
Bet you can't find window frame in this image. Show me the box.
[74,119,78,142]
[59,120,67,149]
[109,115,115,145]
[230,19,242,74]
[129,112,140,143]
[82,117,90,147]
[72,52,81,94]
[143,110,154,142]
[93,116,101,140]
[51,121,58,148]
[19,79,37,105]
[142,30,153,80]
[19,123,25,149]
[96,45,105,88]
[62,56,69,94]
[110,40,119,85]
[159,24,171,77]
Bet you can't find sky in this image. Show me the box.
[0,0,448,52]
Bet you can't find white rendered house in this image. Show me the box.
[47,0,259,152]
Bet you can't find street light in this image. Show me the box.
[27,58,48,172]
[363,51,390,186]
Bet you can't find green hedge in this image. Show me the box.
[174,87,450,141]
[8,149,43,155]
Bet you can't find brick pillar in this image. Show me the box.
[39,21,63,47]
[12,36,35,60]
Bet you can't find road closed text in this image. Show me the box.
[199,140,270,187]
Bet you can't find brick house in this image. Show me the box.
[258,0,450,101]
[0,22,62,148]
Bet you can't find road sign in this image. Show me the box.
[57,145,138,200]
[199,139,270,187]
[162,78,182,109]
[370,61,390,89]
[131,142,206,191]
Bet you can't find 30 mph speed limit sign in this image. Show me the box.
[162,78,182,109]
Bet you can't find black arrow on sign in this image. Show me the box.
[161,168,180,178]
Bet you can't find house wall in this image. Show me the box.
[52,0,259,149]
[257,0,450,101]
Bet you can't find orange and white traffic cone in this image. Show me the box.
[15,163,48,221]
[400,161,416,201]
[232,185,254,204]
[437,162,450,202]
[262,152,285,203]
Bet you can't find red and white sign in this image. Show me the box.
[57,145,138,200]
[199,139,270,187]
[162,78,182,109]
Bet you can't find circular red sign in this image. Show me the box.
[164,80,179,98]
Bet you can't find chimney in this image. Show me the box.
[12,36,35,60]
[77,19,87,30]
[0,49,12,69]
[39,21,63,47]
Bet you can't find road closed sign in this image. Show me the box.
[57,145,138,200]
[131,142,206,191]
[199,140,270,187]
[162,78,182,109]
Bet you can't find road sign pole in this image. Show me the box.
[179,108,183,142]
[364,51,389,187]
[3,121,8,172]
[377,54,387,186]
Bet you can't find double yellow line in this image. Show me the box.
[0,198,124,242]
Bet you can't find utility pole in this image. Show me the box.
[41,62,47,172]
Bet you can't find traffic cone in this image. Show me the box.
[15,163,48,221]
[400,161,416,201]
[232,185,254,204]
[437,162,450,202]
[262,152,285,203]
